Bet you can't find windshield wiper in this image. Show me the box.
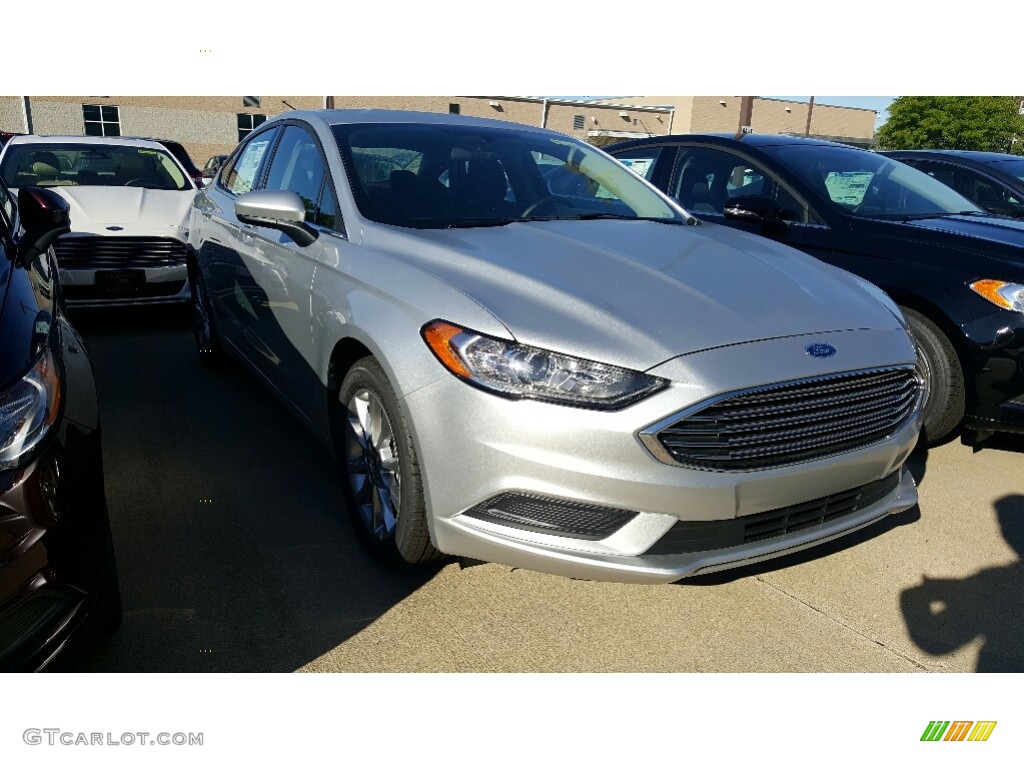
[439,213,691,229]
[900,210,987,222]
[567,212,687,224]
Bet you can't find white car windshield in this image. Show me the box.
[332,123,683,228]
[0,143,190,191]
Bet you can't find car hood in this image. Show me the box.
[894,213,1024,266]
[363,220,900,372]
[41,186,193,235]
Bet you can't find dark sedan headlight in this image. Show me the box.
[970,280,1024,313]
[0,348,63,471]
[422,320,668,409]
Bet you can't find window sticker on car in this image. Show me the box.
[824,171,874,205]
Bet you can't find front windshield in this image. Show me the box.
[990,157,1024,184]
[769,144,983,219]
[331,122,681,228]
[0,143,190,191]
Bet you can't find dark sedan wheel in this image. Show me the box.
[902,307,965,445]
[188,263,226,368]
[338,357,441,566]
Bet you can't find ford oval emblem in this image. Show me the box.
[806,343,837,359]
[106,226,124,231]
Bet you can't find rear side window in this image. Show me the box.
[221,128,278,196]
[613,146,663,181]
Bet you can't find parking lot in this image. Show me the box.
[73,306,1023,673]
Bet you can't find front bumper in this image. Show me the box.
[403,329,922,584]
[59,265,190,307]
[961,310,1024,436]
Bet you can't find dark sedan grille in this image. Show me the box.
[53,236,187,270]
[653,367,921,471]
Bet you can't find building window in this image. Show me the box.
[243,96,261,107]
[573,114,585,130]
[237,113,268,142]
[83,104,121,136]
[449,103,460,114]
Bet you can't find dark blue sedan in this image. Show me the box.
[607,133,1024,446]
[881,149,1024,219]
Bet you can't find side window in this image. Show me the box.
[671,147,807,221]
[913,160,1021,211]
[315,185,340,230]
[221,128,278,196]
[264,125,341,231]
[612,146,663,181]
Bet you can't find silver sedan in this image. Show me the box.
[187,110,923,584]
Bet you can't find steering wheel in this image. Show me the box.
[123,178,147,187]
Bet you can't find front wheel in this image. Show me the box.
[337,357,441,566]
[902,307,965,445]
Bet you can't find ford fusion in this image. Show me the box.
[187,110,923,584]
[0,135,197,306]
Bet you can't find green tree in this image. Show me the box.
[876,96,1024,153]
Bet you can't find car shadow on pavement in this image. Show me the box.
[70,307,441,672]
[898,494,1024,672]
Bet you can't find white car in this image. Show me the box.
[0,135,198,306]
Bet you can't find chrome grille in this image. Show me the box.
[649,367,921,471]
[53,236,187,270]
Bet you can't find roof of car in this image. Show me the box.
[272,108,557,135]
[609,132,858,152]
[880,148,1023,164]
[4,134,174,150]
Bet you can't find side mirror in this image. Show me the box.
[723,195,783,222]
[236,189,318,247]
[17,187,71,264]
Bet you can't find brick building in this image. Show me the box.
[0,95,874,168]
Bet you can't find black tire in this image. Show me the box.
[901,307,965,445]
[188,261,227,369]
[336,356,442,566]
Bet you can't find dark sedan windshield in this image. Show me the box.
[331,123,681,228]
[0,143,190,191]
[768,144,983,219]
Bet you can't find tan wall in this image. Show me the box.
[1,96,675,165]
[11,96,326,164]
[327,96,671,138]
[608,96,875,140]
[0,97,27,133]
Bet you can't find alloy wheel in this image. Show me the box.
[342,388,401,540]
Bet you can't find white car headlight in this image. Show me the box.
[422,321,668,409]
[0,348,63,471]
[970,280,1024,313]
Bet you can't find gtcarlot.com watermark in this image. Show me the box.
[23,729,203,747]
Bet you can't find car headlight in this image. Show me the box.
[422,320,668,409]
[0,348,63,471]
[970,280,1024,313]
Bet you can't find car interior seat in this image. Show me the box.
[27,151,62,185]
[458,158,510,218]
